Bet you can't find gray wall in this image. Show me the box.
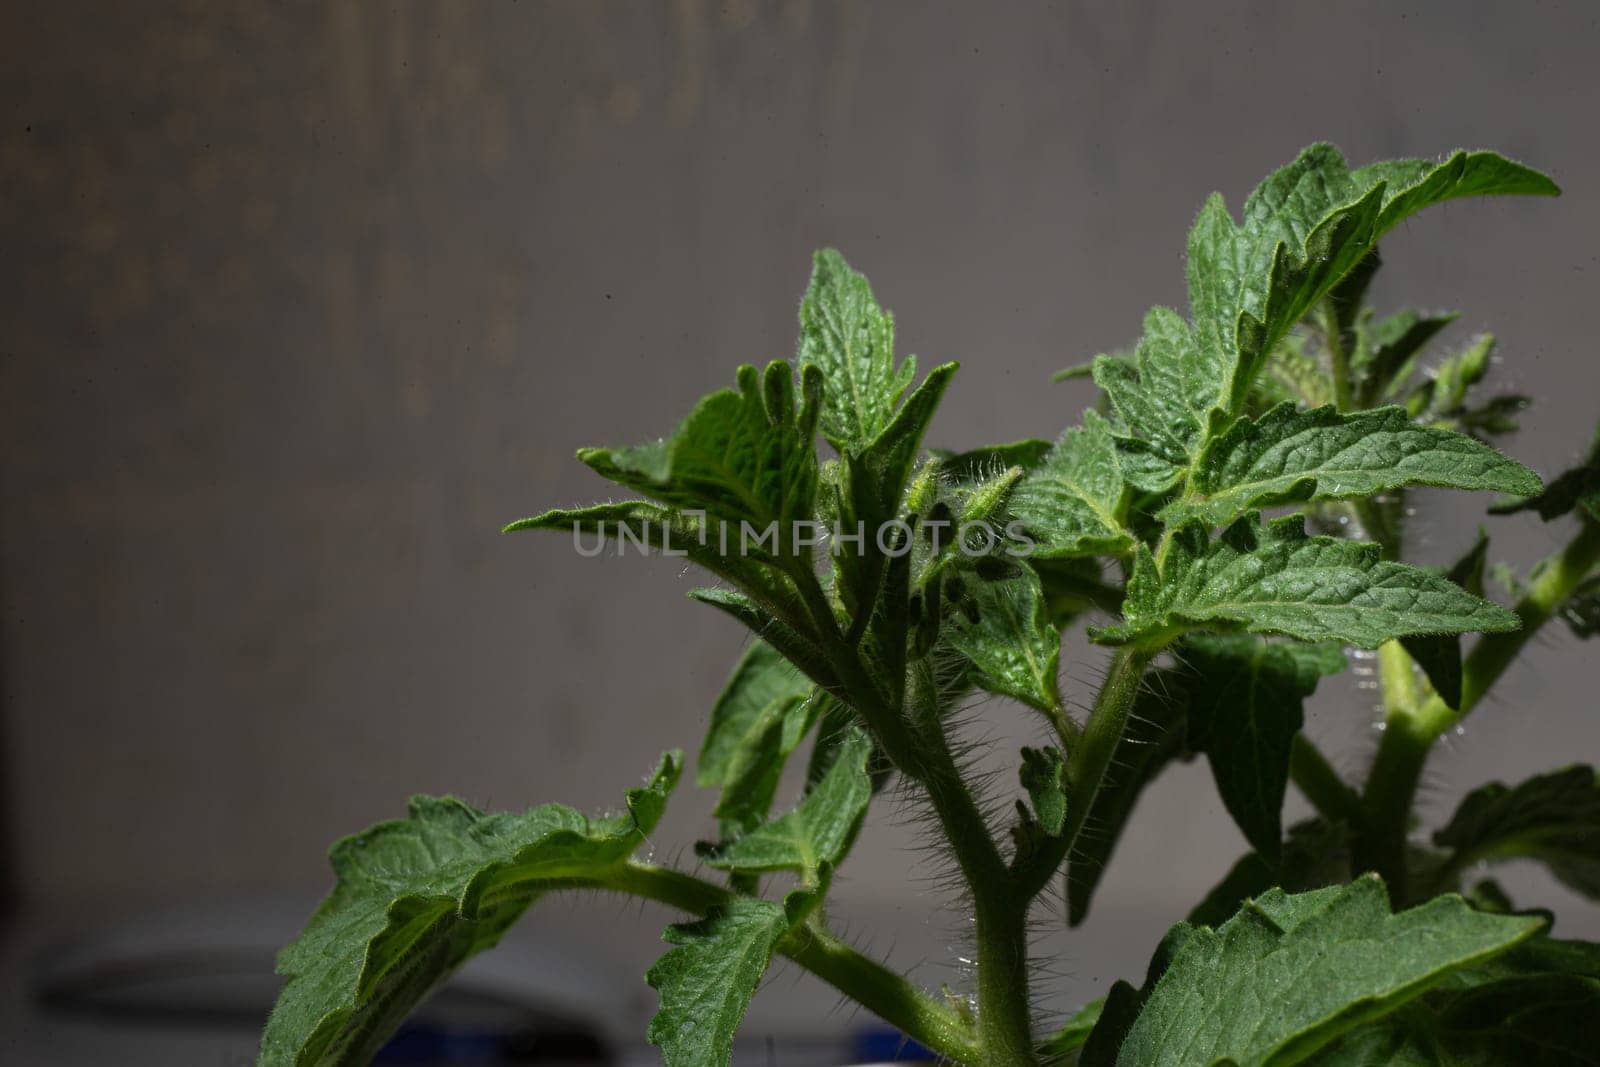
[4,0,1598,1030]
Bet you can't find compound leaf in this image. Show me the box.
[1185,145,1555,419]
[260,754,681,1067]
[1092,514,1520,650]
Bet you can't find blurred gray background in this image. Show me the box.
[3,1,1598,1060]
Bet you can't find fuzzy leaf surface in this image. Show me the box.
[697,640,820,831]
[1019,746,1069,838]
[1184,635,1346,860]
[1170,403,1540,527]
[577,362,820,550]
[797,249,916,453]
[647,890,814,1067]
[1110,877,1544,1067]
[260,755,681,1067]
[945,567,1065,714]
[705,728,872,876]
[1010,410,1133,558]
[1184,145,1555,417]
[1093,307,1223,481]
[1093,514,1520,650]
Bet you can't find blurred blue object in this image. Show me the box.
[850,1027,935,1063]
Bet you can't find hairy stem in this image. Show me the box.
[796,561,1033,1066]
[1016,646,1156,902]
[611,862,981,1063]
[1359,518,1600,900]
[911,718,1038,1066]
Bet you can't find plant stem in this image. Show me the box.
[1288,734,1364,827]
[1359,518,1600,899]
[1320,302,1354,412]
[1377,640,1421,717]
[912,722,1038,1067]
[784,923,983,1064]
[1016,646,1156,902]
[799,581,1034,1066]
[611,862,981,1063]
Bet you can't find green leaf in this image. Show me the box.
[1560,575,1600,639]
[647,889,816,1067]
[1491,418,1600,522]
[1412,333,1495,422]
[1309,935,1600,1066]
[945,566,1065,715]
[1040,998,1105,1063]
[1188,818,1352,928]
[934,439,1054,484]
[1010,410,1134,558]
[260,754,682,1067]
[577,362,821,555]
[1399,528,1490,710]
[831,362,958,634]
[697,641,820,831]
[1067,664,1192,925]
[1352,307,1458,406]
[1184,635,1346,859]
[798,248,917,454]
[705,727,873,876]
[1093,307,1224,480]
[1093,514,1521,650]
[1186,145,1555,417]
[505,502,819,640]
[1170,403,1540,527]
[1080,924,1196,1067]
[1107,877,1545,1067]
[1434,765,1600,900]
[686,588,837,691]
[1019,745,1069,837]
[1354,149,1561,234]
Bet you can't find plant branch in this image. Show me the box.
[1359,517,1600,899]
[1288,733,1364,828]
[797,571,1032,1065]
[1320,301,1354,412]
[1015,645,1156,902]
[903,705,1037,1066]
[610,862,981,1064]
